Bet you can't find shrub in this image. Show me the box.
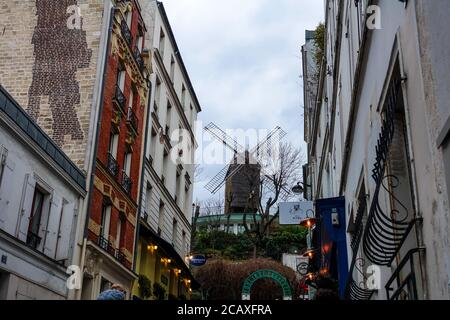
[138,274,152,299]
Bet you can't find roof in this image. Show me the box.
[0,85,86,190]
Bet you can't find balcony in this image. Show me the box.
[133,45,145,71]
[97,235,128,268]
[127,107,138,133]
[113,85,127,112]
[121,170,132,195]
[107,152,119,178]
[121,20,132,46]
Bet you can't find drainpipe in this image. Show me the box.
[76,7,114,300]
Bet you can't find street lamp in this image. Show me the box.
[291,182,305,195]
[291,182,311,199]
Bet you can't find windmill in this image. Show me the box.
[203,122,291,214]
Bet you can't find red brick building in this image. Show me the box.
[82,0,151,299]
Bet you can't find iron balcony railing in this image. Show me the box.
[121,19,132,46]
[107,152,119,178]
[385,247,425,300]
[127,107,138,133]
[121,170,132,195]
[114,85,127,112]
[133,45,145,71]
[97,235,128,267]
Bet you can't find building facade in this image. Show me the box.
[0,0,153,299]
[303,0,450,300]
[81,0,151,299]
[132,1,200,300]
[0,86,86,299]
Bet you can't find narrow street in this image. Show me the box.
[0,0,450,311]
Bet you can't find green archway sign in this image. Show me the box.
[241,269,292,300]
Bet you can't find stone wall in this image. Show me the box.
[0,0,105,168]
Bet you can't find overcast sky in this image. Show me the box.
[160,0,324,203]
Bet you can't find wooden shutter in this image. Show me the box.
[55,201,75,262]
[43,194,63,258]
[17,174,36,242]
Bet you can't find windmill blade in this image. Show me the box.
[204,122,245,154]
[204,162,246,194]
[249,126,287,162]
[204,165,230,194]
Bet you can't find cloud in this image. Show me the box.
[159,0,324,202]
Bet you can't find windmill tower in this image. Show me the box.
[203,123,290,215]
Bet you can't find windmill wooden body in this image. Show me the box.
[204,123,289,215]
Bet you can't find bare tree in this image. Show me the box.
[193,164,204,183]
[243,142,305,257]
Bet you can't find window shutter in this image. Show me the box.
[43,194,62,259]
[55,201,75,262]
[0,157,19,234]
[17,174,36,242]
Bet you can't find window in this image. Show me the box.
[149,127,157,163]
[128,89,134,111]
[145,184,152,215]
[115,217,122,249]
[170,55,175,82]
[175,169,181,205]
[123,152,132,177]
[155,77,162,108]
[181,85,186,109]
[189,104,195,126]
[100,203,111,241]
[27,187,46,249]
[182,230,186,257]
[162,151,168,186]
[136,26,144,52]
[108,131,119,159]
[117,62,126,92]
[172,218,178,247]
[125,8,132,28]
[159,28,165,57]
[158,201,165,234]
[166,100,172,135]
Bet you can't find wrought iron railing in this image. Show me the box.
[121,20,132,46]
[121,170,132,195]
[362,74,416,266]
[127,107,138,133]
[344,257,376,300]
[114,85,127,112]
[385,247,425,300]
[97,235,128,267]
[107,152,119,178]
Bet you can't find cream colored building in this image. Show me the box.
[304,0,450,300]
[132,1,201,299]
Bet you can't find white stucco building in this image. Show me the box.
[304,0,450,300]
[132,1,201,299]
[0,86,86,299]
